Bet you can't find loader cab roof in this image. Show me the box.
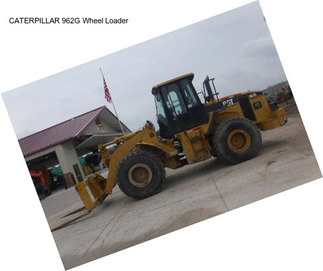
[152,73,194,93]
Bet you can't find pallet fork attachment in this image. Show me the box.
[74,174,111,211]
[50,174,114,232]
[50,207,89,232]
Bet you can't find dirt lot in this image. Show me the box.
[42,101,321,269]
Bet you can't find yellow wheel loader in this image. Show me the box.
[52,73,287,231]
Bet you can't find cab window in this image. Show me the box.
[154,93,167,124]
[179,78,200,108]
[162,83,187,116]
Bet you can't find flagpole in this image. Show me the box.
[110,97,125,134]
[100,68,125,134]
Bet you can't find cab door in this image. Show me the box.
[160,79,208,137]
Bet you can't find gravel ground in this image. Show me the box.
[41,101,322,269]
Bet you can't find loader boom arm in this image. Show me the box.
[103,122,176,193]
[75,121,176,212]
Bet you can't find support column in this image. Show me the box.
[55,142,85,183]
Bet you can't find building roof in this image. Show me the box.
[19,106,110,157]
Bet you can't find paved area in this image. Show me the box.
[41,101,321,269]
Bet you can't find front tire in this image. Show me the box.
[117,150,165,199]
[213,117,262,164]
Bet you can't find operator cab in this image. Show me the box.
[152,73,209,139]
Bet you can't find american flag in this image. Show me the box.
[102,75,112,103]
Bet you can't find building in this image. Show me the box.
[19,106,130,191]
[263,81,290,98]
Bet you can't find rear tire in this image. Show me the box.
[213,117,262,164]
[117,150,165,199]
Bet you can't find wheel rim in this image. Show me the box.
[128,163,153,188]
[227,129,251,153]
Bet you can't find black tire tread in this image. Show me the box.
[213,117,262,164]
[117,149,165,199]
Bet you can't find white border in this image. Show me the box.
[0,1,322,270]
